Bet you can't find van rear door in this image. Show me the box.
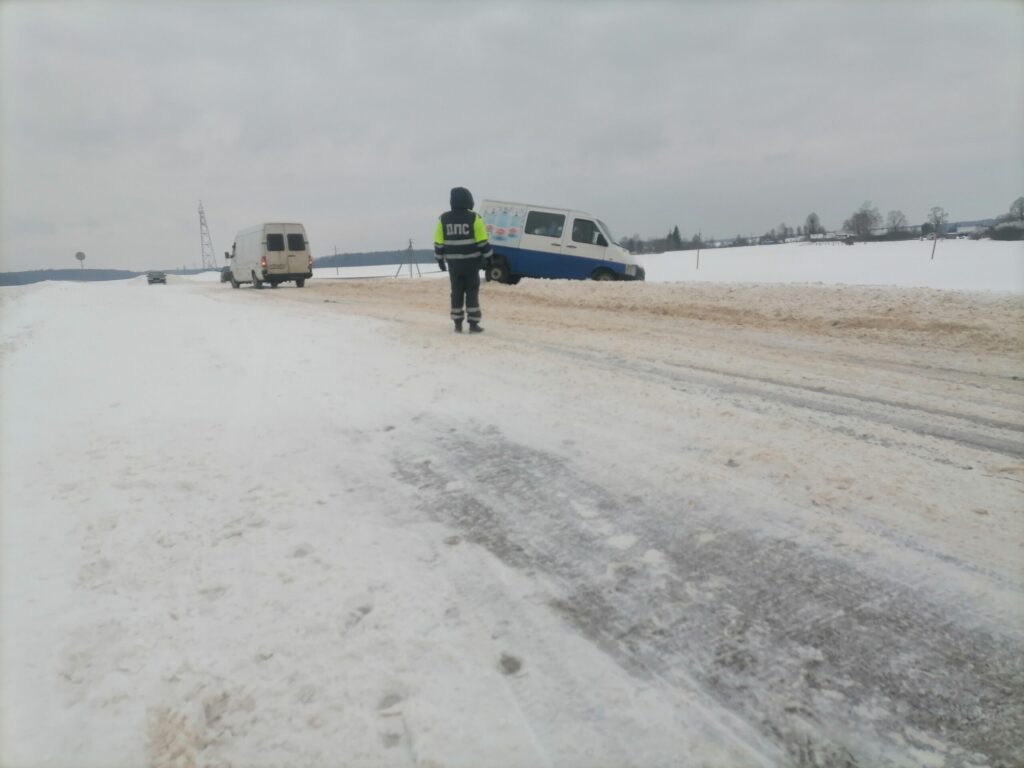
[283,224,308,275]
[264,228,287,272]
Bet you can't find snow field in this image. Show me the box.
[2,245,1022,766]
[1,278,778,766]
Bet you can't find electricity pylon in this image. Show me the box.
[198,201,217,269]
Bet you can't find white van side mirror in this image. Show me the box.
[224,251,232,259]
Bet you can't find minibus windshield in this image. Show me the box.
[597,219,617,245]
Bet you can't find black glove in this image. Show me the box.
[436,258,446,272]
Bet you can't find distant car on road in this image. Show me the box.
[147,271,167,285]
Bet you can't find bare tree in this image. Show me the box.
[1010,197,1024,221]
[886,210,907,233]
[843,201,882,240]
[805,212,822,238]
[928,206,949,235]
[928,206,949,259]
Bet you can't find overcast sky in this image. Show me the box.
[1,0,1022,272]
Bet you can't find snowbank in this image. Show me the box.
[638,238,1024,292]
[312,264,446,281]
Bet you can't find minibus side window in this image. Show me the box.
[525,212,565,238]
[287,234,306,251]
[572,219,607,246]
[266,234,285,251]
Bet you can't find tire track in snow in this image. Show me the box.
[532,343,1024,460]
[394,422,1024,768]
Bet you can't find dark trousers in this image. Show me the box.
[448,259,481,324]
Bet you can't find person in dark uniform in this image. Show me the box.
[434,187,492,333]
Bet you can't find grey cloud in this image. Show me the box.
[1,1,1022,270]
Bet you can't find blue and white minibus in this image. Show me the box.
[480,200,645,284]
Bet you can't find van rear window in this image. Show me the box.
[266,234,285,251]
[287,234,306,251]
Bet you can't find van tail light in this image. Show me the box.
[260,255,268,269]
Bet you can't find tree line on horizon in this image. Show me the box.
[622,196,1024,255]
[7,198,1020,283]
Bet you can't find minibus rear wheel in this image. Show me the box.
[488,258,511,284]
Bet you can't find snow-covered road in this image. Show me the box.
[2,274,1022,767]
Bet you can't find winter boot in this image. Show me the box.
[454,320,463,333]
[468,322,484,334]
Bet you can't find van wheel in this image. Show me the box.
[270,281,279,288]
[592,268,617,281]
[252,272,263,289]
[230,276,240,289]
[296,279,305,288]
[488,259,510,284]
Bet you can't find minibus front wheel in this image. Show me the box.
[591,268,617,281]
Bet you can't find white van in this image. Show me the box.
[225,223,313,289]
[479,200,644,284]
